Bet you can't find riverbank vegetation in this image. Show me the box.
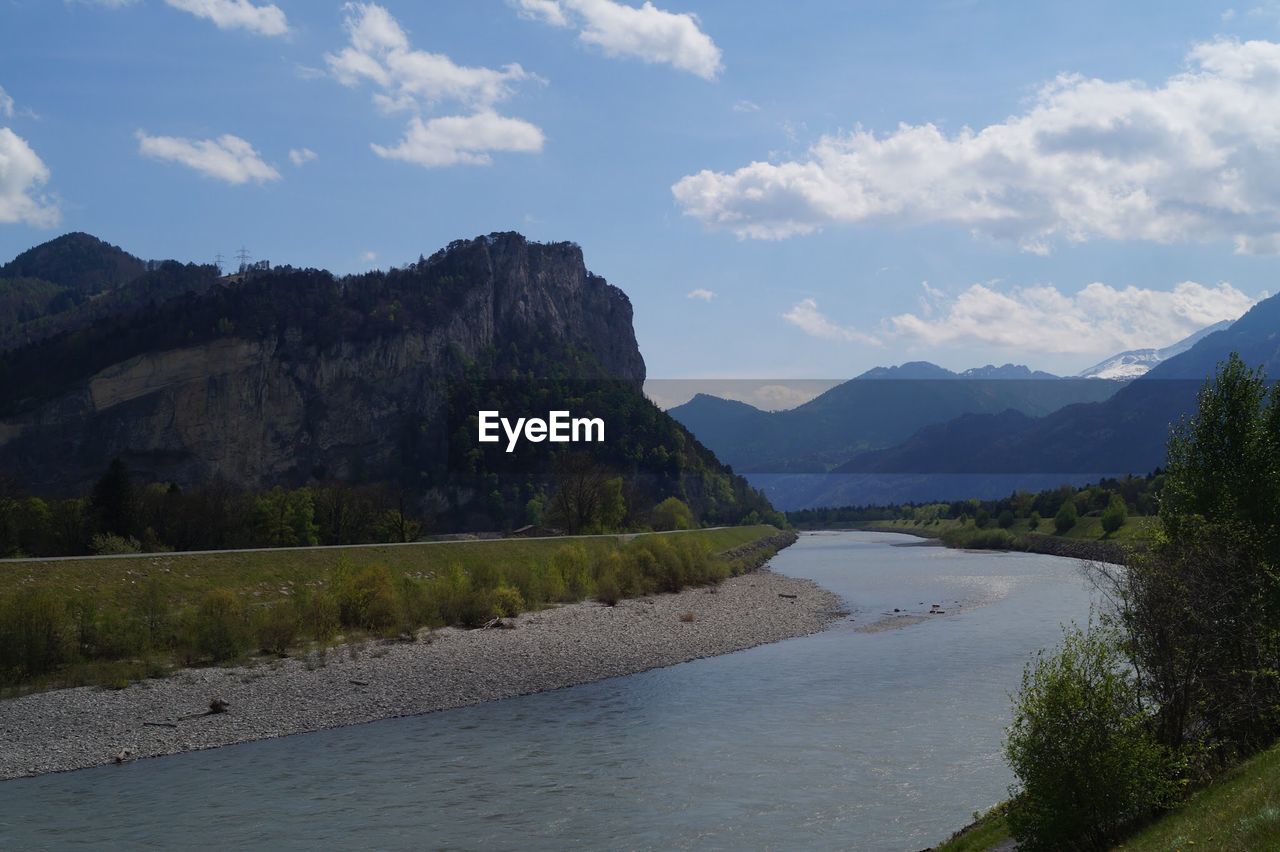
[0,525,788,694]
[789,476,1162,549]
[939,354,1280,850]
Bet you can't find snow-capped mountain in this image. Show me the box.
[1077,320,1235,380]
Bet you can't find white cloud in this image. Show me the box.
[783,298,881,345]
[136,131,281,184]
[732,99,760,113]
[0,128,59,227]
[686,288,715,301]
[674,39,1280,253]
[328,3,536,111]
[888,280,1257,354]
[0,86,13,119]
[164,0,288,36]
[288,147,317,166]
[370,112,544,167]
[328,4,544,169]
[513,0,570,26]
[514,0,722,80]
[361,250,378,262]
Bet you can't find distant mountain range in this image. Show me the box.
[669,317,1249,509]
[1076,321,1234,379]
[668,368,1122,475]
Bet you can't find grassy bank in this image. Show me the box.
[0,525,787,693]
[936,739,1280,850]
[859,517,1157,562]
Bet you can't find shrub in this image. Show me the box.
[0,588,75,683]
[455,589,500,628]
[595,571,621,606]
[256,601,299,655]
[336,564,401,633]
[492,584,524,618]
[1054,500,1078,534]
[1028,511,1041,531]
[974,508,991,529]
[191,589,249,662]
[1005,624,1174,850]
[998,509,1015,529]
[90,533,141,555]
[301,589,339,642]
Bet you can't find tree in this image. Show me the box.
[1028,511,1041,531]
[998,509,1015,529]
[91,457,136,538]
[651,497,694,531]
[974,508,991,529]
[1006,624,1173,850]
[1054,500,1077,534]
[546,455,618,534]
[1101,494,1127,534]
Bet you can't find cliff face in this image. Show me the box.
[0,233,645,494]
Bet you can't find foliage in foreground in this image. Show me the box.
[0,528,784,690]
[1005,625,1175,850]
[1002,353,1280,850]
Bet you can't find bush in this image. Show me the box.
[492,584,524,618]
[998,509,1015,529]
[256,601,299,655]
[301,589,339,642]
[1028,511,1041,531]
[0,588,75,683]
[336,564,401,633]
[1006,624,1174,850]
[974,508,991,529]
[90,533,141,555]
[1054,500,1078,534]
[190,589,249,662]
[595,571,621,606]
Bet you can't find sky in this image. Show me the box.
[2,0,1280,384]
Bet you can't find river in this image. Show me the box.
[0,530,1096,850]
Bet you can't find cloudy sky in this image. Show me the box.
[1,1,1278,378]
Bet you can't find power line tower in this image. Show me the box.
[235,247,251,273]
[213,252,224,274]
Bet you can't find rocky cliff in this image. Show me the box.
[0,233,647,495]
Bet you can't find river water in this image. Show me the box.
[0,531,1096,850]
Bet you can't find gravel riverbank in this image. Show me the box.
[0,568,844,780]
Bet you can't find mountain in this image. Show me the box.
[0,232,771,528]
[1077,320,1234,379]
[667,363,1119,474]
[855,360,1061,380]
[0,232,219,351]
[782,299,1280,509]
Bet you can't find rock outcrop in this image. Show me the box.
[0,233,645,494]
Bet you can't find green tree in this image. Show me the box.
[998,509,1015,529]
[1006,624,1174,850]
[1101,494,1127,534]
[651,497,694,531]
[91,457,136,538]
[1054,500,1077,534]
[1028,511,1041,531]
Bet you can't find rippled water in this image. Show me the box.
[0,531,1096,850]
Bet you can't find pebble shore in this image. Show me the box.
[0,568,844,780]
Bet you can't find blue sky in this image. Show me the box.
[2,0,1279,382]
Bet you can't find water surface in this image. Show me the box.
[0,531,1095,850]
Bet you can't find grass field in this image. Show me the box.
[937,740,1280,850]
[0,526,771,602]
[0,526,783,692]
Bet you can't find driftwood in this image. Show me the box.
[143,721,178,729]
[177,697,230,721]
[349,679,369,687]
[778,593,798,599]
